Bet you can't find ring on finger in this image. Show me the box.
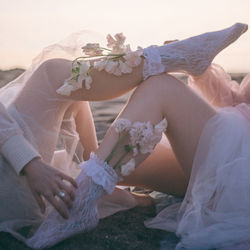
[58,190,66,199]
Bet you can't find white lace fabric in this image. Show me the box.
[143,23,248,77]
[81,152,120,194]
[142,45,165,80]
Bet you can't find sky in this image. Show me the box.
[0,0,250,72]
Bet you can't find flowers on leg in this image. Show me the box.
[56,33,142,96]
[111,117,168,177]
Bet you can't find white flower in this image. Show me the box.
[106,34,116,48]
[114,33,126,46]
[94,60,107,71]
[82,43,100,50]
[113,65,122,76]
[107,33,126,54]
[56,82,74,96]
[133,147,138,156]
[84,75,93,90]
[82,43,103,56]
[79,61,90,75]
[121,158,136,176]
[124,49,142,67]
[129,121,153,146]
[113,118,132,133]
[76,75,84,89]
[107,33,126,48]
[119,61,132,74]
[105,61,118,74]
[129,121,163,155]
[154,118,168,134]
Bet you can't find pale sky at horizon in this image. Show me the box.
[1,0,250,72]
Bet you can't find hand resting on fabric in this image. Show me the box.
[22,157,78,219]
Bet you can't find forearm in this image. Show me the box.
[0,103,40,174]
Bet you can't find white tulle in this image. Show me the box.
[146,108,250,250]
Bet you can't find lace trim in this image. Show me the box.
[142,45,165,80]
[79,153,119,194]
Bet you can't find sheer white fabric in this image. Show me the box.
[26,153,119,249]
[0,30,137,243]
[1,26,250,250]
[145,67,250,249]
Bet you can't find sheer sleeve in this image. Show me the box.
[188,64,248,107]
[0,102,40,174]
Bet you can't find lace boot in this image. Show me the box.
[143,23,248,79]
[26,153,119,249]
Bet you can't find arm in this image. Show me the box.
[0,102,77,218]
[0,102,40,174]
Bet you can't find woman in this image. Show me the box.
[0,23,248,249]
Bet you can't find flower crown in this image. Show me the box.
[56,33,142,96]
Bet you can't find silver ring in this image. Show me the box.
[58,190,66,198]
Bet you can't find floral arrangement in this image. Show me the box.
[106,118,168,176]
[56,33,143,96]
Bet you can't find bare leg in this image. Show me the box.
[119,142,188,196]
[13,58,144,162]
[66,101,98,160]
[96,74,217,178]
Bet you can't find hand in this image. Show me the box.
[22,157,78,219]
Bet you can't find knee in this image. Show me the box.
[38,58,72,84]
[138,74,181,97]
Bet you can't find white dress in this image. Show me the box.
[0,31,137,243]
[1,29,250,249]
[146,65,250,250]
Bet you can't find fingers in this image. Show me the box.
[59,172,78,189]
[56,183,75,209]
[44,191,69,219]
[57,180,75,201]
[32,191,46,214]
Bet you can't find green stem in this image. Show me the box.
[113,150,130,170]
[105,134,128,164]
[100,47,112,51]
[72,53,126,66]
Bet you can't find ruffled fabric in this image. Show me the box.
[188,64,248,107]
[80,152,120,194]
[142,45,165,80]
[145,66,250,249]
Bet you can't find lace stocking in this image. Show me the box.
[26,153,119,249]
[143,23,248,79]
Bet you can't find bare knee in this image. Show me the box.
[37,58,72,90]
[134,74,184,108]
[140,74,182,93]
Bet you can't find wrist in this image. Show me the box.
[22,156,41,175]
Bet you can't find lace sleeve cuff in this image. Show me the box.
[1,134,40,174]
[79,153,120,194]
